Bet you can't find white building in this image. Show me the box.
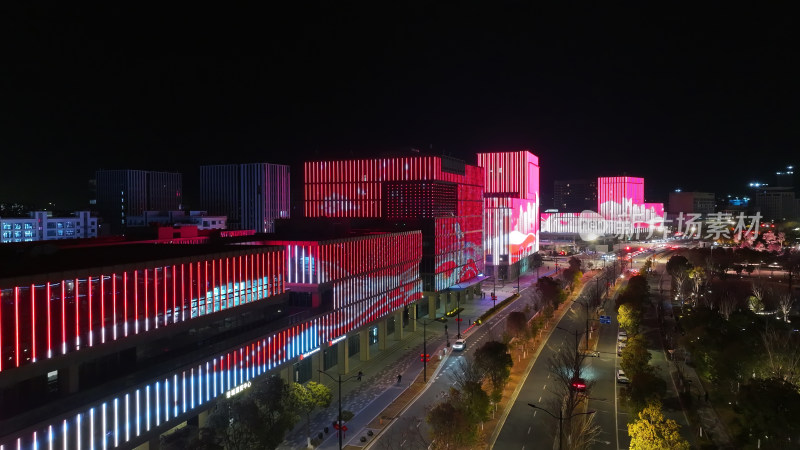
[0,211,97,243]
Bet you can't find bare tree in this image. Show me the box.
[778,293,795,322]
[717,289,737,320]
[761,327,800,385]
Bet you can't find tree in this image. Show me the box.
[200,394,265,450]
[506,311,528,348]
[778,293,795,322]
[627,399,690,450]
[474,340,513,402]
[620,334,651,379]
[736,377,800,444]
[747,295,764,314]
[618,303,641,336]
[288,381,332,447]
[665,255,691,279]
[537,276,567,309]
[427,400,474,449]
[251,376,297,450]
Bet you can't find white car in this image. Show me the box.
[617,331,628,342]
[453,339,466,351]
[617,369,630,384]
[617,342,627,356]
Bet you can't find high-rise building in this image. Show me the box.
[303,154,484,297]
[553,179,596,212]
[200,163,290,233]
[477,151,539,280]
[95,170,183,234]
[667,191,715,215]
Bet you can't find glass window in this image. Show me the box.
[47,230,56,237]
[66,222,74,228]
[13,223,21,229]
[13,231,22,237]
[2,231,10,238]
[24,223,33,229]
[1,223,10,230]
[57,230,63,236]
[24,230,33,237]
[65,229,74,236]
[56,222,63,229]
[47,223,56,229]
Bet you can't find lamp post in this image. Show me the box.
[456,293,462,339]
[415,318,437,382]
[528,404,596,450]
[573,300,592,353]
[318,370,359,450]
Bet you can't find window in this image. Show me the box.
[47,223,56,229]
[1,223,10,230]
[24,223,33,229]
[24,230,33,237]
[66,222,74,228]
[65,229,75,236]
[56,222,63,229]
[13,223,21,229]
[46,230,56,237]
[13,231,22,238]
[57,230,63,236]
[2,231,10,238]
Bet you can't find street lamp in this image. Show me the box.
[528,403,596,450]
[318,370,360,450]
[574,299,592,353]
[415,318,439,382]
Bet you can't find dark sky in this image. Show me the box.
[1,3,796,210]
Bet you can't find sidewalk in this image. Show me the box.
[653,281,735,449]
[278,267,557,450]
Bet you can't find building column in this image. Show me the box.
[62,363,80,394]
[280,366,292,384]
[311,347,322,375]
[378,320,388,350]
[440,292,449,315]
[198,410,210,429]
[428,293,437,320]
[337,338,350,375]
[410,302,418,331]
[359,330,371,361]
[466,287,474,301]
[394,310,404,340]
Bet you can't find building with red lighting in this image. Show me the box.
[303,154,485,319]
[0,224,422,448]
[541,176,664,241]
[477,151,539,281]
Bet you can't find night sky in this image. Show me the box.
[1,4,796,210]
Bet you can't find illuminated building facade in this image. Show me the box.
[541,176,664,238]
[0,227,423,448]
[303,155,484,294]
[200,163,291,233]
[1,211,97,243]
[96,170,183,235]
[477,151,539,280]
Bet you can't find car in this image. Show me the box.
[617,369,630,384]
[617,342,627,356]
[581,349,600,357]
[570,377,587,392]
[452,339,466,351]
[617,331,628,342]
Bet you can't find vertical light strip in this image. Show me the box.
[31,284,36,362]
[125,393,130,442]
[46,282,52,359]
[112,275,117,341]
[90,408,94,450]
[88,276,93,347]
[113,398,118,448]
[144,269,149,332]
[100,276,105,344]
[102,402,107,450]
[15,287,20,367]
[76,413,81,450]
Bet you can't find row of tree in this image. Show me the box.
[160,376,333,450]
[616,273,690,449]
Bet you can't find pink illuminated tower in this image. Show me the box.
[477,151,539,281]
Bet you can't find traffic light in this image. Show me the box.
[420,353,430,362]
